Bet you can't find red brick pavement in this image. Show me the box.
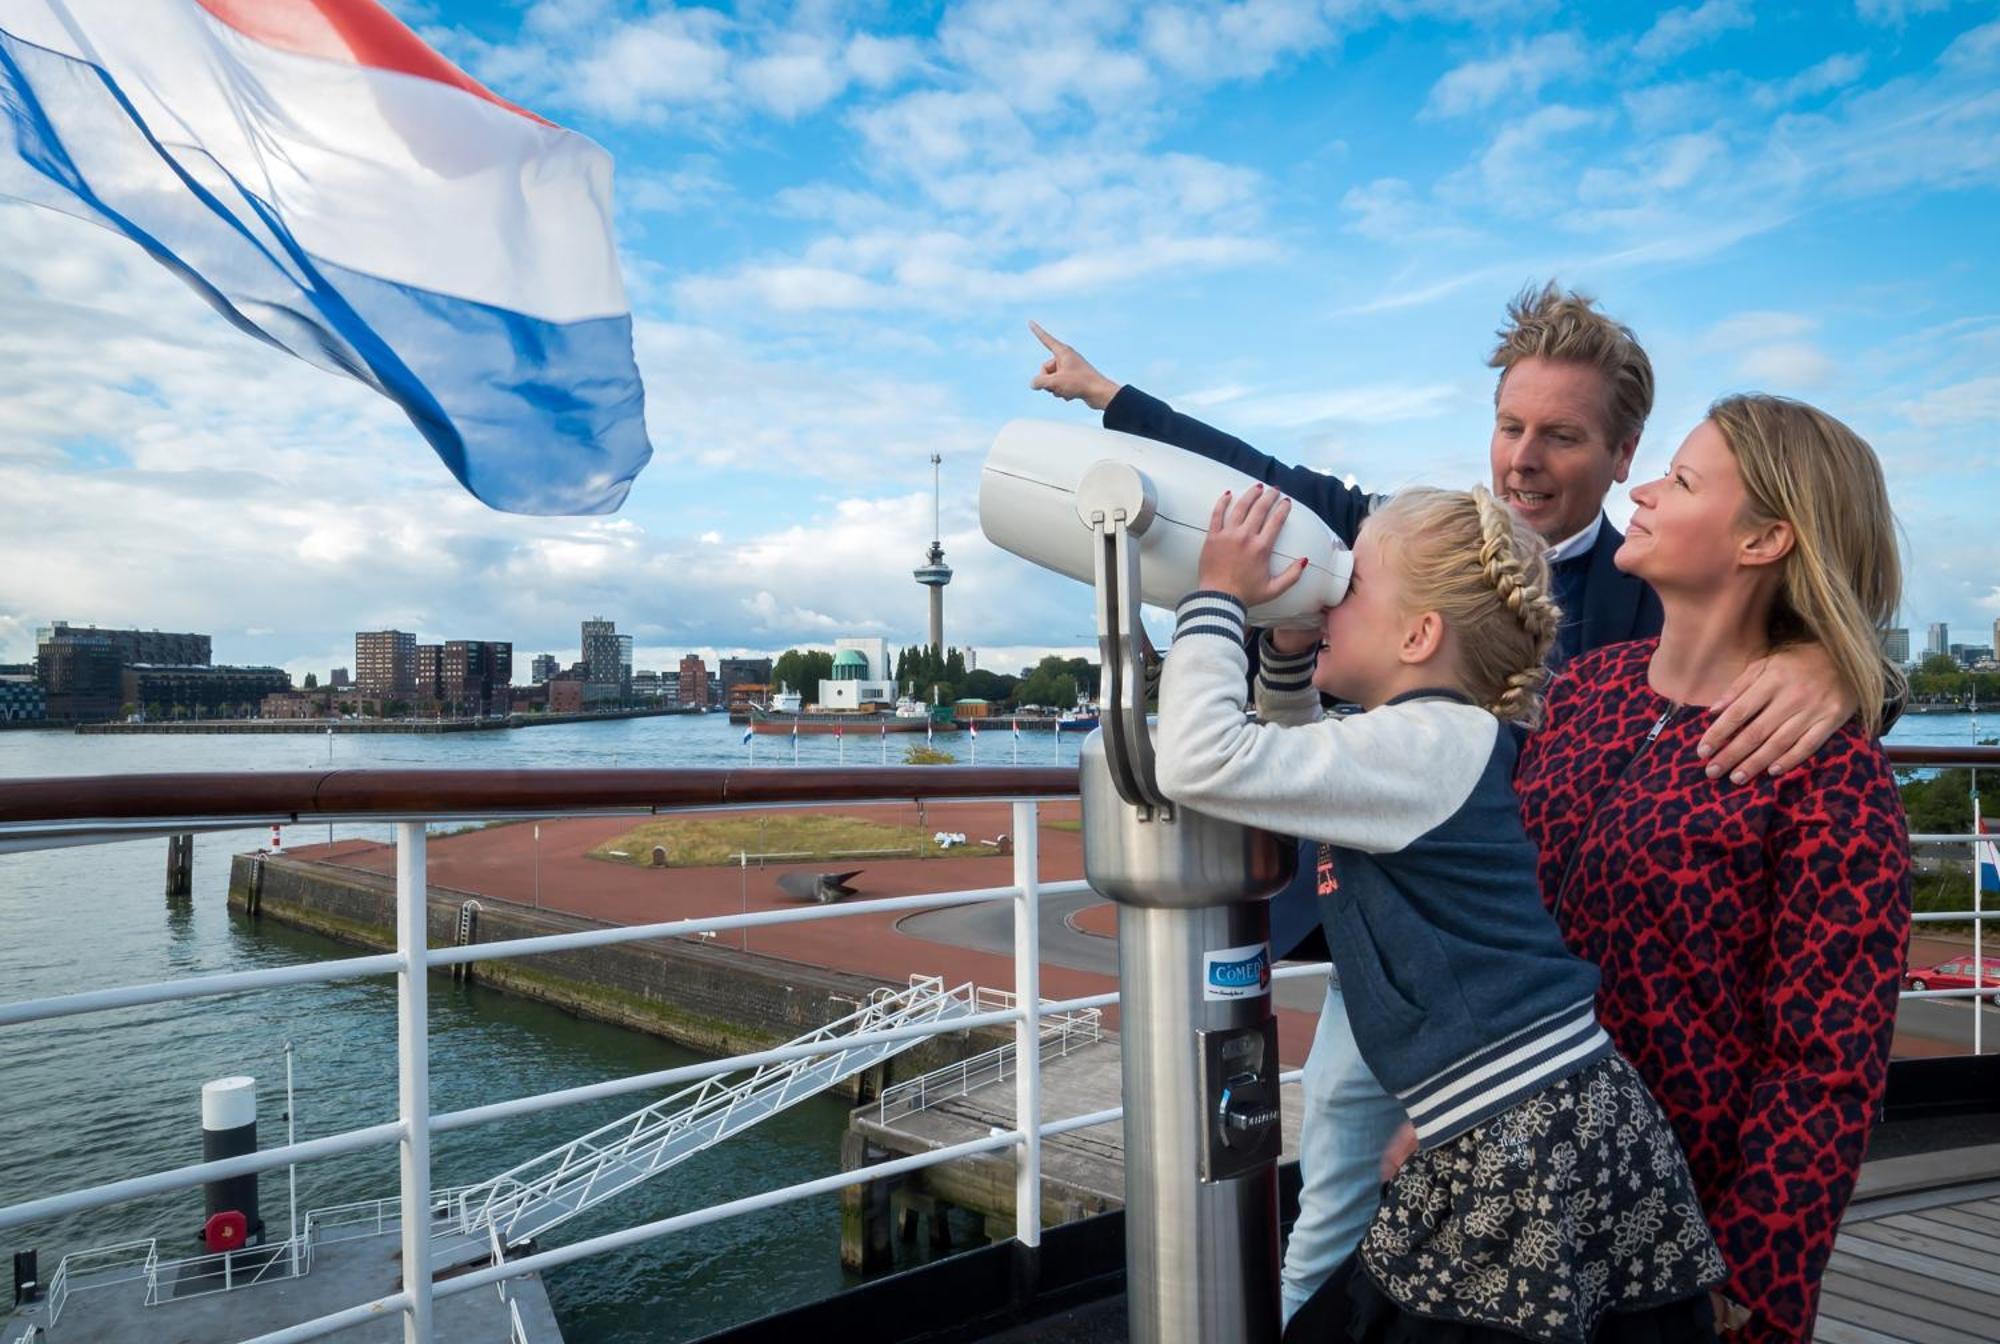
[281,803,1324,1064]
[280,806,1981,1068]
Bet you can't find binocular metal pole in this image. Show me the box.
[1074,463,1293,1344]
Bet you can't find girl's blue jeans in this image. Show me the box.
[1281,979,1406,1325]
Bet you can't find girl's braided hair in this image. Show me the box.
[1368,486,1563,728]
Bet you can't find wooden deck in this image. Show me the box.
[1818,1178,2000,1342]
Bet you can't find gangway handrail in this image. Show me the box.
[449,975,985,1245]
[877,1004,1103,1124]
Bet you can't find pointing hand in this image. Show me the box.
[1029,321,1121,412]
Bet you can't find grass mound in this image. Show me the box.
[588,813,989,868]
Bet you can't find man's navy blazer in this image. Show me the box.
[1103,384,1663,960]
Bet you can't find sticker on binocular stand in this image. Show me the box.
[1203,944,1271,1000]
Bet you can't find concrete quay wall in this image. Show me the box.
[227,853,1002,1097]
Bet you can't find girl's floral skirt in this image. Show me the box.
[1295,1054,1726,1344]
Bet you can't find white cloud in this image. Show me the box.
[621,157,729,216]
[1857,0,1959,26]
[1141,0,1340,81]
[1702,311,1820,348]
[1219,382,1467,430]
[1632,0,1753,64]
[680,144,1275,316]
[1896,376,2000,428]
[1341,177,1478,243]
[1756,52,1869,108]
[1422,32,1588,119]
[1734,343,1838,387]
[738,35,849,119]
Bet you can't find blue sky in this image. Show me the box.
[2,0,1997,680]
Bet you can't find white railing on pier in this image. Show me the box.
[877,997,1102,1125]
[0,794,1993,1344]
[450,975,982,1247]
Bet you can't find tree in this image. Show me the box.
[960,669,1018,704]
[304,672,318,689]
[1015,656,1080,710]
[772,649,834,699]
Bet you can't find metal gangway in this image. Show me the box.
[448,974,981,1247]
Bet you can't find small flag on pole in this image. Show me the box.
[742,725,753,745]
[1978,808,1998,896]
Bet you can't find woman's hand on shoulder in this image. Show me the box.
[1697,643,1858,784]
[1197,484,1310,607]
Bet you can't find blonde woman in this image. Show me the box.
[1515,396,1912,1344]
[1155,484,1723,1344]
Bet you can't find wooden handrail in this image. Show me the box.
[0,745,1990,826]
[0,767,1080,824]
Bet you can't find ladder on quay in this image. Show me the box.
[448,975,980,1247]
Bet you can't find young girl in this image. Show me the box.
[1154,483,1724,1344]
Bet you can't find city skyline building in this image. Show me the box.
[831,639,887,683]
[1883,627,1910,666]
[38,621,213,721]
[355,629,416,700]
[443,640,512,716]
[581,617,624,688]
[678,654,708,708]
[1927,622,1950,658]
[913,452,951,654]
[530,653,558,685]
[414,644,443,701]
[121,663,290,719]
[719,657,774,700]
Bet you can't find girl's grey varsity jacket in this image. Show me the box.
[1155,591,1611,1149]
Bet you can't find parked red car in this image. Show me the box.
[1903,956,2000,998]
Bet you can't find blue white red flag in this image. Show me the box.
[741,725,752,745]
[0,0,651,514]
[1978,807,1998,897]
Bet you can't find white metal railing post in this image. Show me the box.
[394,822,434,1343]
[1011,800,1042,1248]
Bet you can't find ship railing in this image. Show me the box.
[141,1237,302,1306]
[1902,826,1999,1053]
[877,1000,1104,1124]
[304,1184,476,1250]
[36,1237,154,1329]
[1,750,1995,1344]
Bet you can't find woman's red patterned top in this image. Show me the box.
[1516,639,1910,1344]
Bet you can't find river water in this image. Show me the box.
[0,711,1986,1342]
[0,714,1088,1343]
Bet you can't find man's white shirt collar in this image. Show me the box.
[1544,513,1603,565]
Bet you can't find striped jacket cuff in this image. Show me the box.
[1257,631,1319,693]
[1174,590,1248,646]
